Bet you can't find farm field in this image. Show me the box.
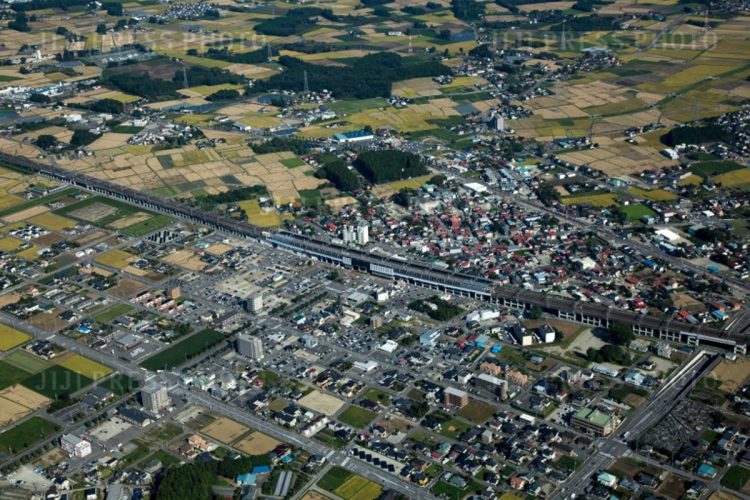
[4,350,49,373]
[0,323,31,351]
[21,365,94,399]
[0,416,60,454]
[58,355,112,381]
[99,373,140,396]
[140,329,226,371]
[561,193,619,207]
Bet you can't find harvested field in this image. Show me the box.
[26,213,76,232]
[2,205,49,224]
[68,202,118,222]
[0,385,50,426]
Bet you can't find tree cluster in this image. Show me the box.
[250,137,312,155]
[354,150,427,184]
[11,0,87,11]
[205,88,240,101]
[316,156,361,192]
[451,0,484,21]
[90,98,124,114]
[70,129,101,147]
[586,344,631,365]
[660,124,733,147]
[254,7,323,36]
[155,453,273,500]
[252,52,450,99]
[409,296,463,321]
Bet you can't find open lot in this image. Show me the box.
[298,390,346,416]
[234,432,280,455]
[708,358,750,393]
[201,416,250,445]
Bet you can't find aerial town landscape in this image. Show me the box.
[0,0,748,498]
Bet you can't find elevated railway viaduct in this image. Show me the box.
[2,152,745,354]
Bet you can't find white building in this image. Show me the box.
[342,225,356,243]
[353,360,378,372]
[237,333,264,360]
[141,382,170,414]
[247,294,263,314]
[356,221,369,245]
[61,434,92,458]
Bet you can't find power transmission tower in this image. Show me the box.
[303,70,309,93]
[182,66,189,88]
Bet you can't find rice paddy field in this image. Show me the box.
[0,324,31,351]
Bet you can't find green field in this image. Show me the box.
[21,365,93,399]
[431,479,479,499]
[280,157,305,168]
[140,329,226,371]
[93,304,134,324]
[318,466,353,491]
[3,350,50,374]
[0,416,60,454]
[98,373,140,396]
[620,204,656,221]
[458,400,496,424]
[690,160,745,179]
[721,465,750,491]
[120,214,173,237]
[337,405,378,429]
[0,360,31,390]
[440,418,473,439]
[0,186,78,219]
[55,196,172,235]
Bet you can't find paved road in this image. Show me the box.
[0,310,145,380]
[560,352,718,497]
[182,389,435,499]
